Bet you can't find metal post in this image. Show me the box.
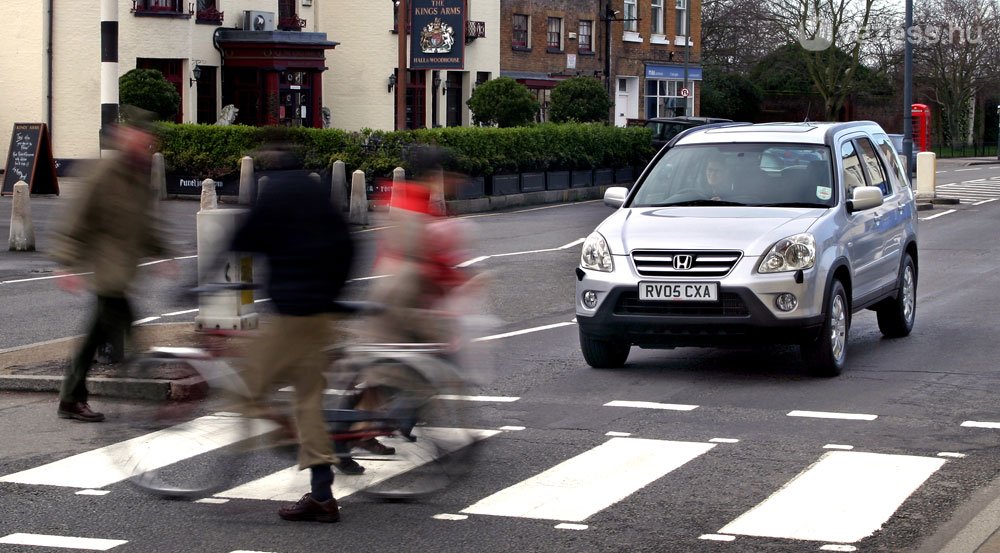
[996,104,999,160]
[683,0,690,116]
[396,0,408,130]
[902,0,914,177]
[604,3,614,105]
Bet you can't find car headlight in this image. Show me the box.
[759,233,816,273]
[581,232,614,272]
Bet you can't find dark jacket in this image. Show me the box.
[229,170,354,316]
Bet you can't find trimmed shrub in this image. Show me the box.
[119,69,181,121]
[549,77,613,123]
[466,77,539,127]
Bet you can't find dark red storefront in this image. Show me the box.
[216,30,338,127]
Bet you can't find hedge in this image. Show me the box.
[155,122,654,180]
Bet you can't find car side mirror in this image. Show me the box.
[604,186,628,208]
[847,186,884,212]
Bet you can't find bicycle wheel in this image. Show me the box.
[111,352,261,498]
[353,386,483,500]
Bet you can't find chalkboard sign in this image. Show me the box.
[2,123,60,196]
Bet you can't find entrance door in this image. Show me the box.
[405,70,426,129]
[614,77,637,127]
[279,71,311,127]
[223,68,262,126]
[196,66,218,124]
[445,72,463,127]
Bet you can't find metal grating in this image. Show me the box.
[631,250,742,277]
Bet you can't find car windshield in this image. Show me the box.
[631,143,836,208]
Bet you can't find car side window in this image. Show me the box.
[874,133,908,191]
[856,137,891,196]
[840,141,866,198]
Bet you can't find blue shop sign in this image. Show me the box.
[410,0,465,70]
[645,65,703,80]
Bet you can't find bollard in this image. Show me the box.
[389,166,405,212]
[195,208,258,331]
[257,175,269,202]
[151,153,167,200]
[200,179,218,210]
[915,152,936,201]
[429,165,446,215]
[331,160,347,209]
[349,170,369,225]
[238,156,255,206]
[8,181,36,251]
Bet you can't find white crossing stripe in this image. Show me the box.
[216,427,498,502]
[434,394,520,402]
[962,420,1000,429]
[0,533,127,550]
[433,514,468,521]
[460,438,715,522]
[718,451,945,543]
[554,523,588,530]
[787,410,877,421]
[699,534,736,542]
[605,400,698,411]
[0,415,276,489]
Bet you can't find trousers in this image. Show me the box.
[242,314,337,469]
[61,295,133,403]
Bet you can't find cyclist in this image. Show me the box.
[226,136,354,523]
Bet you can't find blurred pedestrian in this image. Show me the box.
[226,135,355,523]
[51,106,174,423]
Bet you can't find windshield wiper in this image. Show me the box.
[646,199,747,207]
[756,202,829,208]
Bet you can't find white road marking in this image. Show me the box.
[456,256,490,267]
[460,438,715,522]
[133,317,161,325]
[954,167,982,171]
[499,426,525,431]
[938,452,966,459]
[718,451,945,543]
[161,308,199,317]
[195,498,230,504]
[174,255,198,260]
[230,550,276,553]
[973,198,998,206]
[456,238,585,268]
[433,514,468,521]
[787,410,877,421]
[0,533,127,550]
[820,545,858,552]
[823,444,854,450]
[962,421,1000,429]
[434,394,520,402]
[0,271,91,284]
[710,438,740,444]
[554,523,589,530]
[919,209,957,221]
[606,431,632,437]
[605,400,698,411]
[216,428,498,502]
[0,415,276,489]
[75,489,110,496]
[473,321,576,342]
[699,534,736,542]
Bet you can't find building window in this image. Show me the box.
[676,0,688,36]
[645,79,690,118]
[512,14,530,49]
[547,17,562,51]
[651,0,664,35]
[624,0,638,32]
[132,0,184,13]
[195,0,223,23]
[578,20,593,53]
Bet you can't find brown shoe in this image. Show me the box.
[278,493,340,523]
[57,401,105,422]
[350,438,395,455]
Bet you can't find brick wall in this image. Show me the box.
[500,1,605,79]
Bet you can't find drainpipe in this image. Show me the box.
[47,0,53,136]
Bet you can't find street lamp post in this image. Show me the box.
[902,0,914,176]
[996,104,999,160]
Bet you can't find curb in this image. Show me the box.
[0,374,175,401]
[916,473,1000,553]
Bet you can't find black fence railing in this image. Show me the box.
[932,143,1000,159]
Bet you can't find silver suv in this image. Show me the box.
[575,122,918,376]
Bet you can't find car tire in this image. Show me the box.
[801,280,849,377]
[579,330,630,369]
[876,254,917,338]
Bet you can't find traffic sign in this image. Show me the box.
[680,88,690,98]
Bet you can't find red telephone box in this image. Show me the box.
[911,104,931,152]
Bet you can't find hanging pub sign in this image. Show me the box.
[410,0,465,70]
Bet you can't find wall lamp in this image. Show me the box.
[190,64,203,87]
[387,73,397,93]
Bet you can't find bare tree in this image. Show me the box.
[913,0,1000,146]
[765,0,898,120]
[702,0,784,73]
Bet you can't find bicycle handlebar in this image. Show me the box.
[192,284,384,315]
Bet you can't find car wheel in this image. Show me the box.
[876,254,917,338]
[801,280,849,377]
[579,330,630,369]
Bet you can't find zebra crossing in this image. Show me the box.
[0,413,963,550]
[935,174,1000,204]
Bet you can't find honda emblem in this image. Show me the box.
[672,254,693,270]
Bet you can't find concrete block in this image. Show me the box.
[195,208,258,332]
[916,152,937,200]
[331,160,347,209]
[8,181,35,251]
[238,156,255,206]
[349,170,369,225]
[200,179,218,210]
[429,166,446,215]
[151,153,167,200]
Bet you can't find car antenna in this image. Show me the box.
[803,102,811,123]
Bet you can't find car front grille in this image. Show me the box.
[614,291,750,317]
[631,249,742,278]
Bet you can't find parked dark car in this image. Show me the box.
[646,116,734,149]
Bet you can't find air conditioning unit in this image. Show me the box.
[243,10,275,31]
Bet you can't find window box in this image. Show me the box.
[196,7,224,24]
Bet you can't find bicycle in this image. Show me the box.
[108,283,486,501]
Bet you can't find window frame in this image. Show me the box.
[578,20,593,53]
[624,0,638,32]
[547,17,563,51]
[675,0,688,37]
[512,13,530,50]
[651,0,665,35]
[855,137,893,196]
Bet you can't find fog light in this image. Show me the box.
[582,290,599,309]
[775,293,798,312]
